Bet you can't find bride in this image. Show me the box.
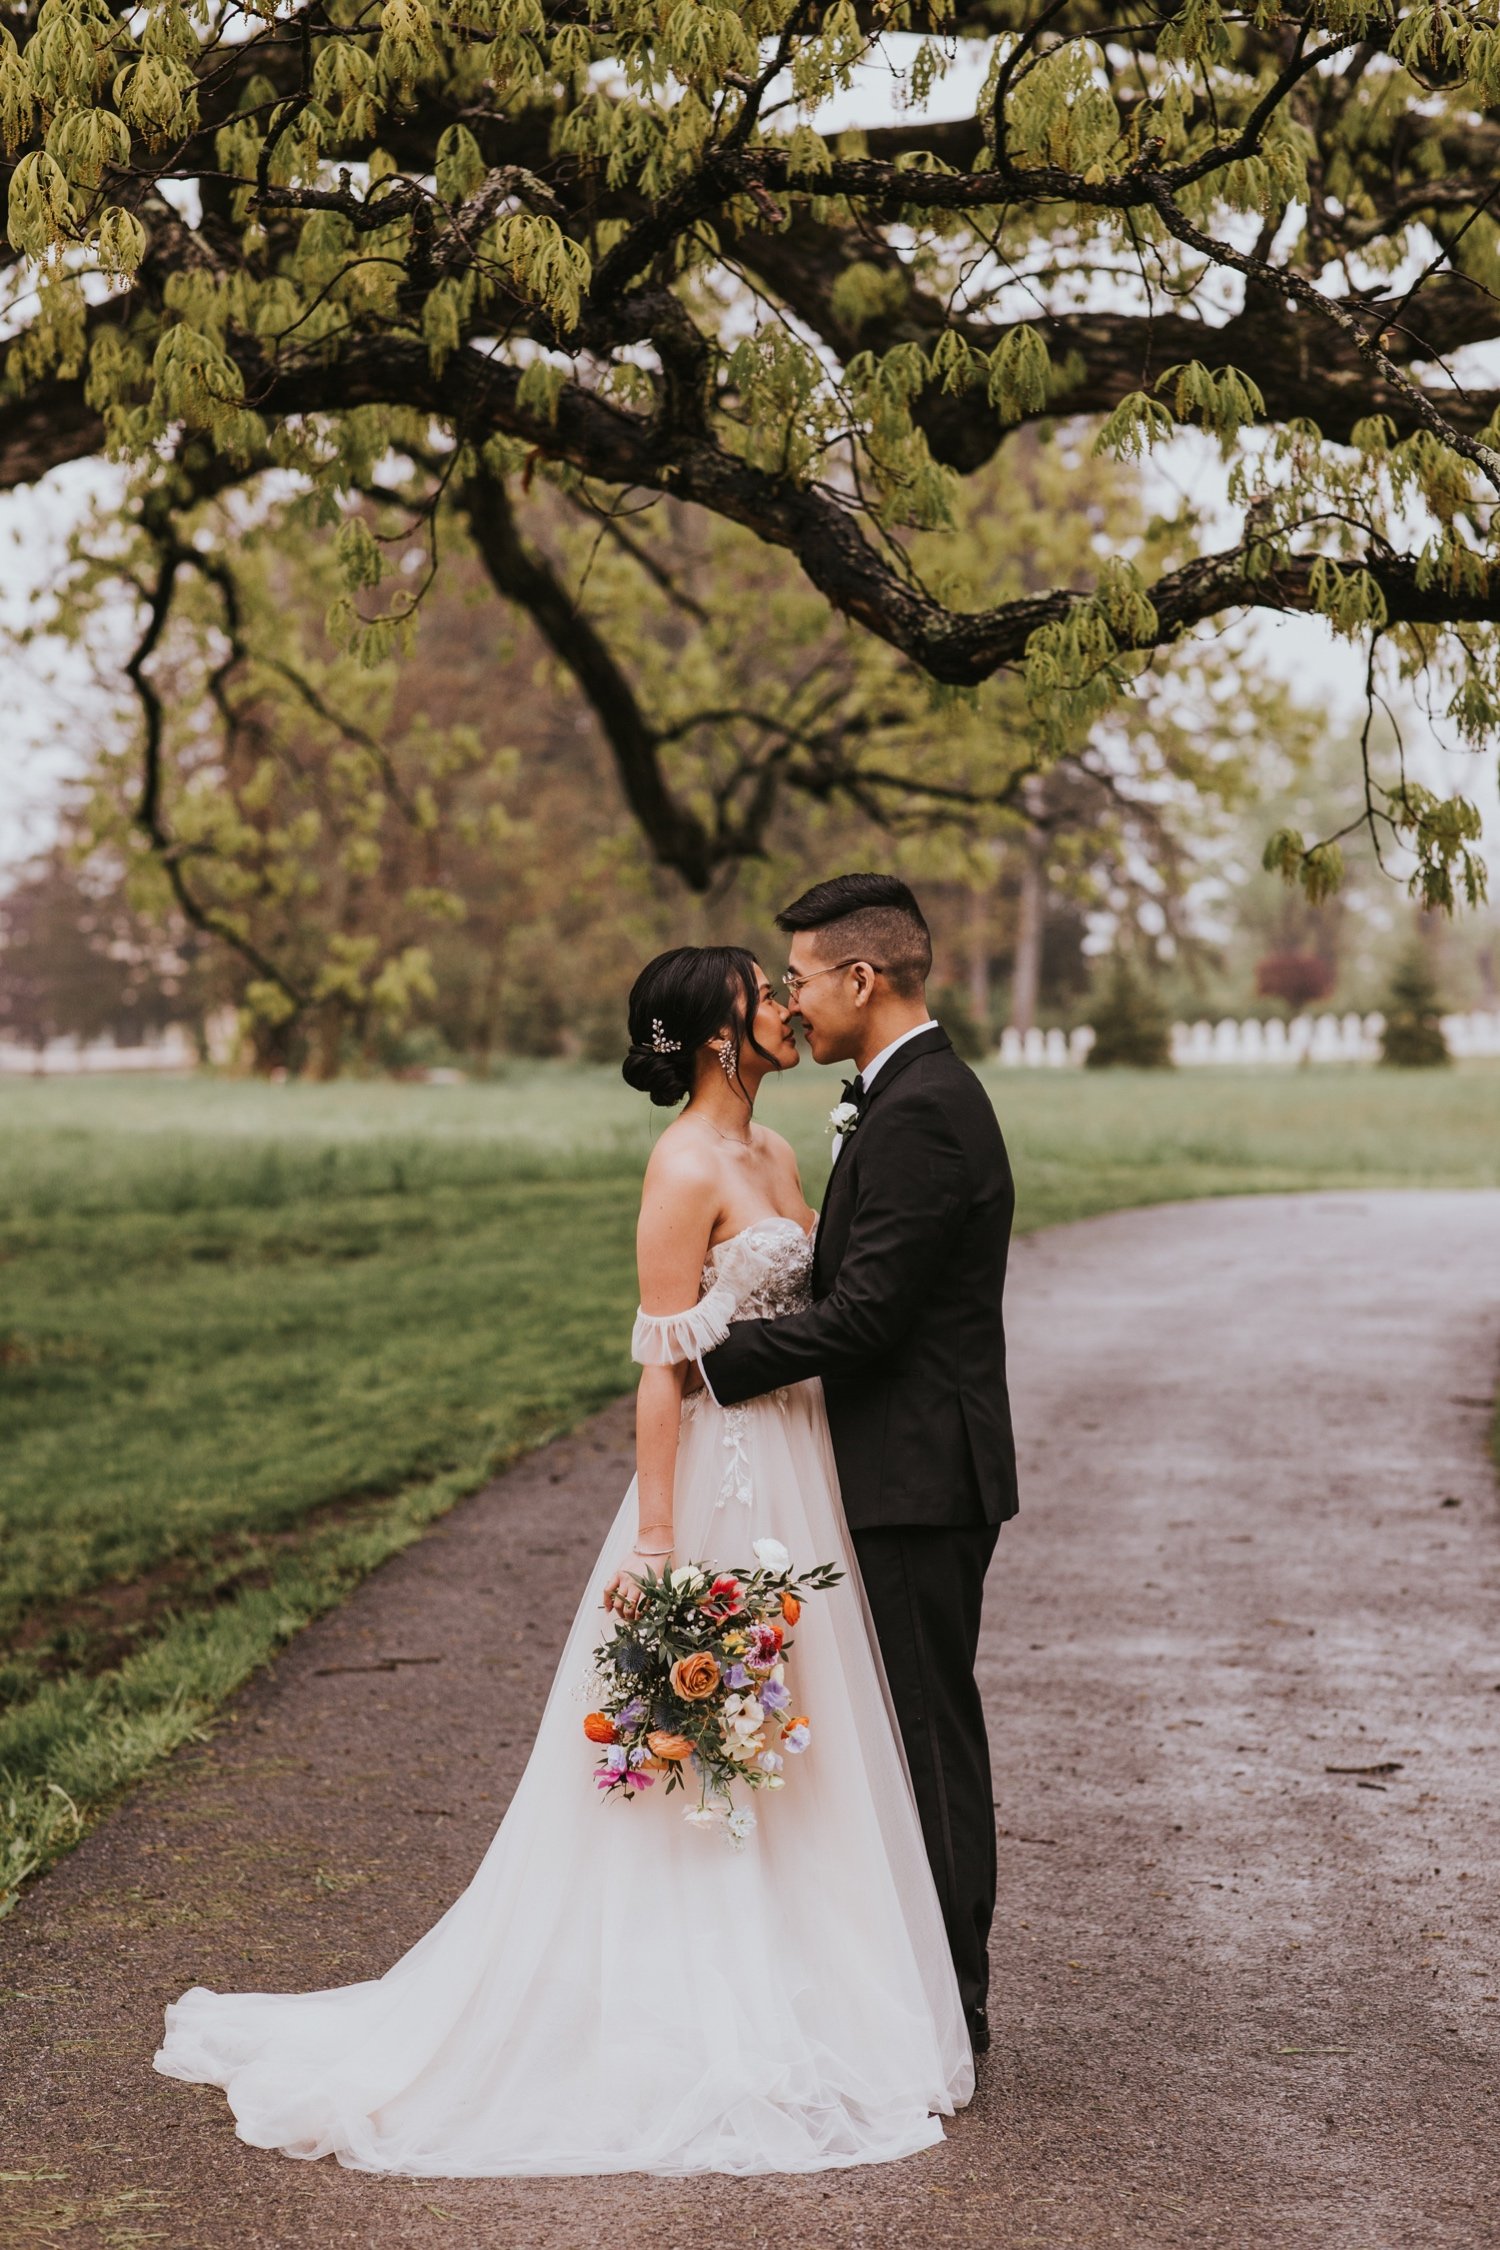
[154,944,974,2176]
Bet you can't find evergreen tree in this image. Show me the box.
[1379,944,1451,1070]
[1085,956,1174,1071]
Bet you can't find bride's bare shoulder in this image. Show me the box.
[640,1115,722,1195]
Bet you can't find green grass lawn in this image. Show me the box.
[3,1057,1499,1909]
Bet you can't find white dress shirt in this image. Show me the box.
[856,1018,940,1093]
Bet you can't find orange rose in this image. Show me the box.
[647,1730,695,1761]
[780,1592,801,1625]
[583,1712,617,1744]
[669,1651,721,1701]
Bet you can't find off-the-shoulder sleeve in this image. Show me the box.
[630,1279,736,1367]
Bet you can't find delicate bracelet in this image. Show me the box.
[635,1545,674,1556]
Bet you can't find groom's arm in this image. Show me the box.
[702,1095,968,1407]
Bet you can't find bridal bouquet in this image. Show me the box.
[584,1537,841,1847]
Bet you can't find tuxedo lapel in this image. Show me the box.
[811,1026,951,1296]
[858,1023,951,1109]
[812,1129,856,1293]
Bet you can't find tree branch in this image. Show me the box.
[458,466,720,888]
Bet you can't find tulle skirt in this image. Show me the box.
[154,1379,974,2175]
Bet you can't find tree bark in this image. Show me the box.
[1010,785,1048,1038]
[966,865,993,1037]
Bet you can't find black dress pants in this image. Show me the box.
[851,1522,1000,2021]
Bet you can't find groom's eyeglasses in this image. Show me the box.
[782,959,887,1000]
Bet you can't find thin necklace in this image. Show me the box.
[697,1116,755,1152]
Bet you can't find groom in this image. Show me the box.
[702,872,1017,2055]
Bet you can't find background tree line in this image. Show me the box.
[5,431,1494,1075]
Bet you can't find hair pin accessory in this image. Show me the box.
[650,1019,682,1054]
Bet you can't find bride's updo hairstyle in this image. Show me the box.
[623,946,775,1107]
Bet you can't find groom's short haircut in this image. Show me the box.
[776,873,932,1000]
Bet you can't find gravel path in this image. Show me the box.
[3,1190,1499,2250]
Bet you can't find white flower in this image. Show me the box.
[828,1101,859,1139]
[752,1536,790,1574]
[670,1565,706,1591]
[726,1808,757,1844]
[683,1805,719,1829]
[759,1750,783,1774]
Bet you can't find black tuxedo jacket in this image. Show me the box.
[702,1026,1019,1531]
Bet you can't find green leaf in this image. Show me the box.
[7,152,74,258]
[1261,827,1305,884]
[1094,391,1175,461]
[336,515,384,591]
[436,123,485,204]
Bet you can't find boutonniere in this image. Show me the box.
[828,1101,860,1141]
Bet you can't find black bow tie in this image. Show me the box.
[841,1074,867,1108]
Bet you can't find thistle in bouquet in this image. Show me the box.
[584,1536,842,1844]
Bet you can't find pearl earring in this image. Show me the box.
[716,1039,736,1079]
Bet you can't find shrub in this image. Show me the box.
[1255,951,1336,1010]
[1379,943,1450,1068]
[1085,955,1174,1069]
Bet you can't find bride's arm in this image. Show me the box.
[601,1138,721,1621]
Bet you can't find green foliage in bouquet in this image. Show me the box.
[585,1542,841,1846]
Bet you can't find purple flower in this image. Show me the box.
[724,1663,750,1690]
[760,1679,790,1713]
[616,1698,646,1732]
[783,1720,810,1753]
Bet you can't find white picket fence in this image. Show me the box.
[0,1028,200,1075]
[996,1009,1500,1069]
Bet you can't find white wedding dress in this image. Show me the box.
[154,1217,974,2175]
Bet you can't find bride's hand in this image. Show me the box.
[601,1549,672,1622]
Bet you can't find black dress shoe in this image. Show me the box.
[966,2006,991,2055]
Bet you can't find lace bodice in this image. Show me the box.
[631,1215,812,1368]
[701,1216,813,1323]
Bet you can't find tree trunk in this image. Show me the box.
[306,1002,345,1082]
[1010,792,1048,1037]
[247,1012,297,1077]
[966,877,991,1036]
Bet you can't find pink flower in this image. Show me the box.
[744,1623,783,1666]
